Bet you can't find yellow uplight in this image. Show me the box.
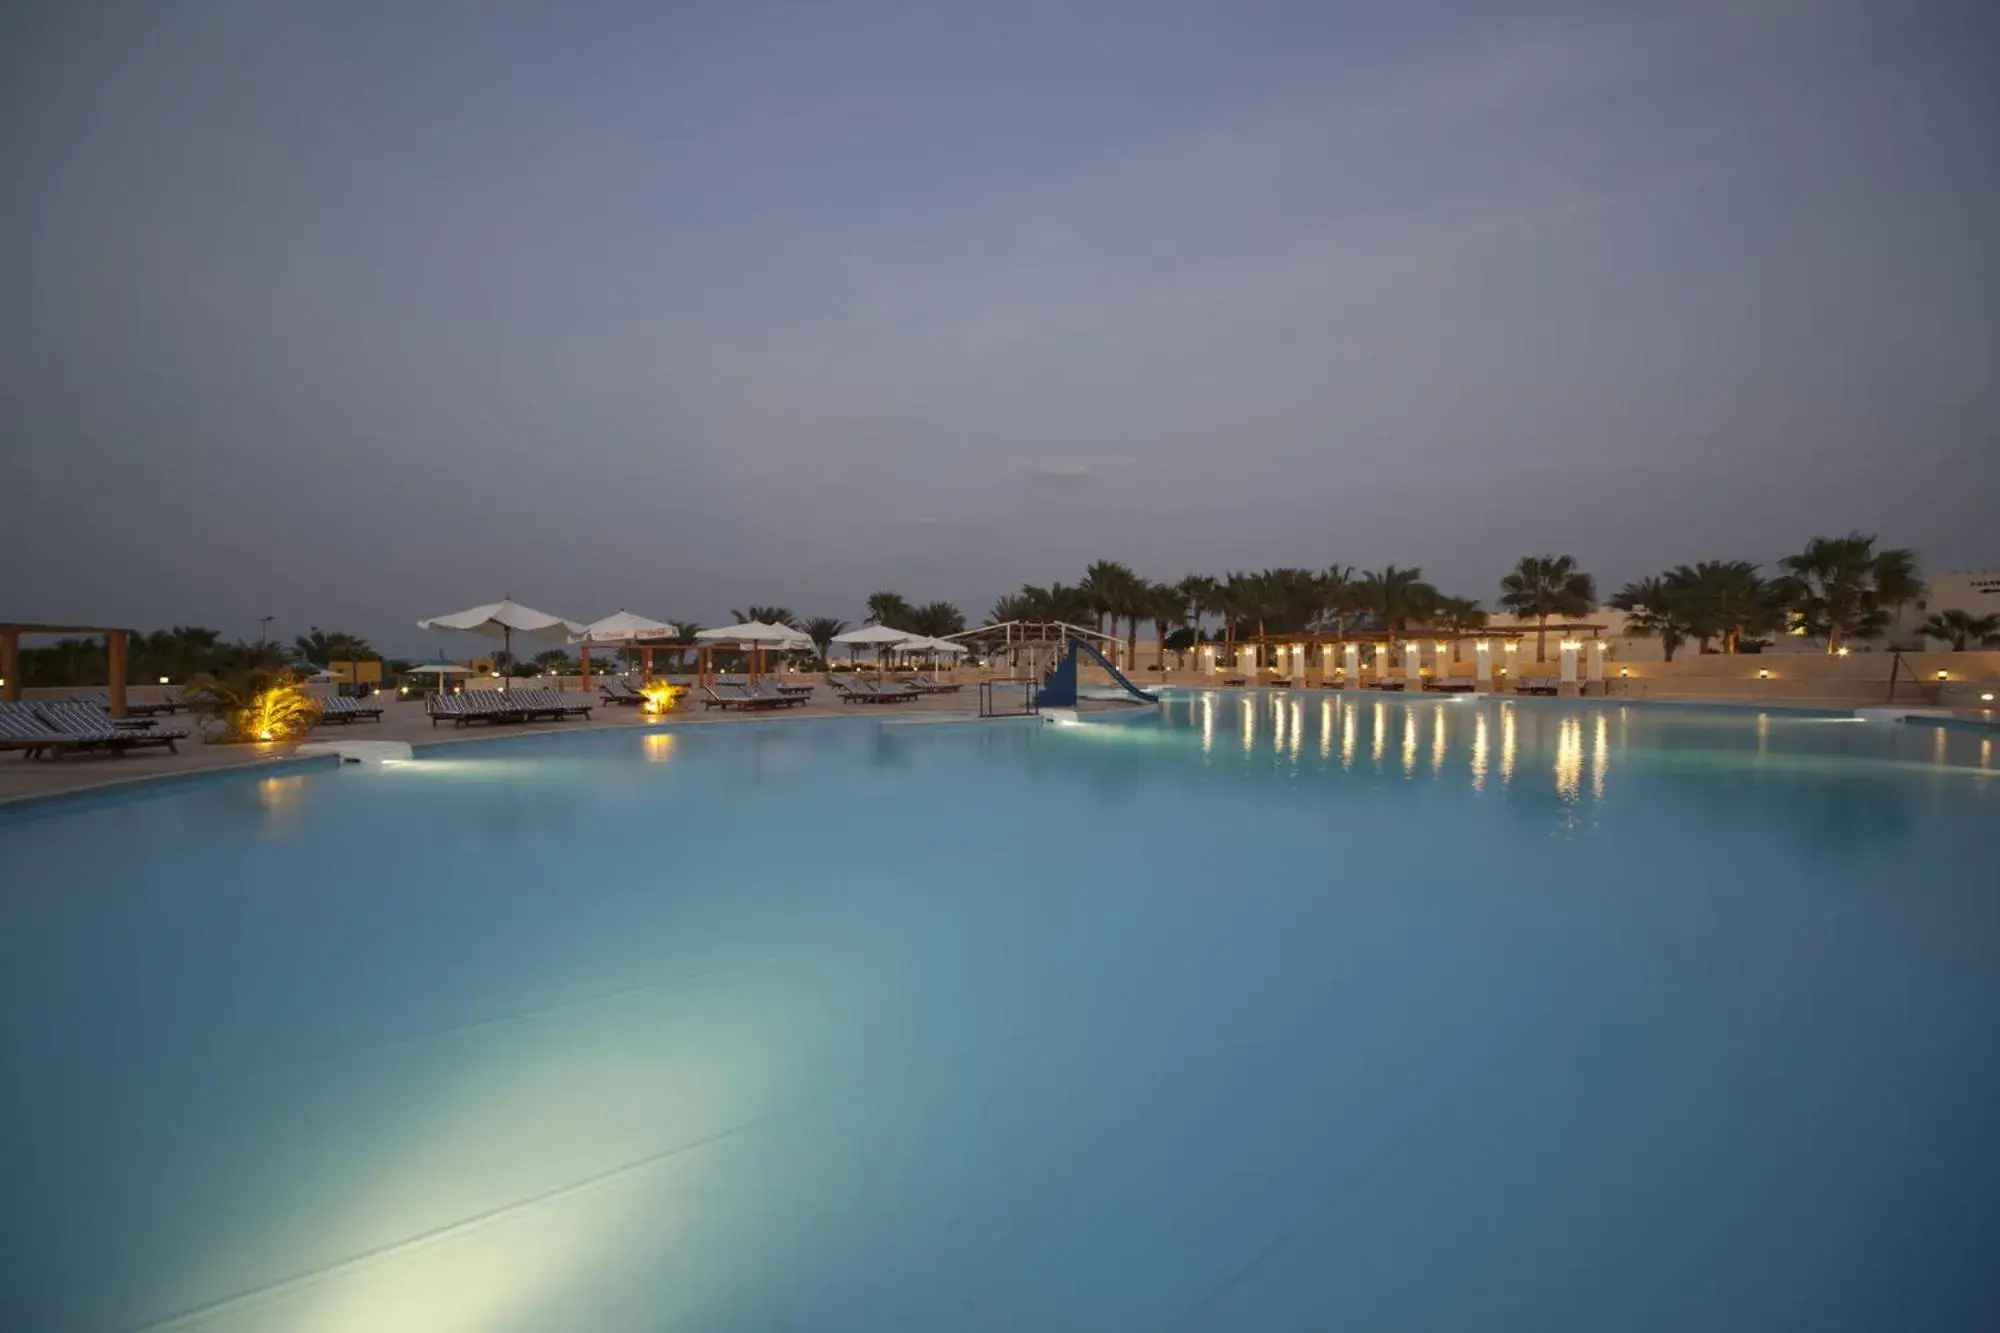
[1757,668,1772,679]
[1503,642,1518,653]
[1935,670,1949,681]
[1835,646,1851,657]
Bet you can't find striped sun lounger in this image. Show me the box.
[314,695,384,725]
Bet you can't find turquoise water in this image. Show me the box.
[2,697,1997,1332]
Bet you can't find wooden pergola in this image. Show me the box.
[0,622,137,717]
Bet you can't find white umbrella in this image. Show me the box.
[832,623,916,674]
[694,621,807,678]
[418,599,582,691]
[902,635,967,656]
[831,624,917,647]
[695,620,802,646]
[403,660,476,695]
[571,611,678,645]
[573,611,680,679]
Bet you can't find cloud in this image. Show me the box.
[1009,461,1096,488]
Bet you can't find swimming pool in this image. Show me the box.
[3,696,1996,1331]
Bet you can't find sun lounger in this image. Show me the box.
[0,702,112,758]
[1367,678,1407,691]
[855,677,919,704]
[599,678,647,706]
[908,675,962,694]
[701,683,757,710]
[38,700,186,751]
[743,679,809,708]
[70,690,179,718]
[1,700,183,757]
[428,691,525,727]
[1423,677,1476,692]
[314,695,384,725]
[1221,675,1247,686]
[1515,676,1561,696]
[511,687,593,720]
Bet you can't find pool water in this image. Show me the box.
[2,697,1997,1332]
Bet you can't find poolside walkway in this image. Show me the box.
[0,687,989,804]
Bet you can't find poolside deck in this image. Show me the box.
[0,687,987,804]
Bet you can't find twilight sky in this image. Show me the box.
[3,0,1996,653]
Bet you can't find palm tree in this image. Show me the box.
[1498,554,1596,661]
[731,606,799,628]
[865,592,914,628]
[1144,582,1188,670]
[1314,566,1361,636]
[1663,561,1780,654]
[1216,571,1255,667]
[1358,566,1438,643]
[906,602,967,638]
[1176,575,1219,646]
[1775,533,1923,653]
[669,621,703,671]
[1429,595,1488,661]
[292,627,376,667]
[1920,608,2000,651]
[1610,576,1694,662]
[801,616,849,666]
[989,592,1034,624]
[1079,560,1141,643]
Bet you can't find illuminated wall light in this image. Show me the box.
[1835,646,1851,657]
[1503,642,1518,654]
[1757,668,1772,679]
[159,675,170,685]
[1981,693,1994,703]
[1618,666,1631,678]
[1935,670,1949,681]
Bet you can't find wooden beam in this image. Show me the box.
[107,629,128,719]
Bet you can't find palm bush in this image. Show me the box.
[185,668,318,743]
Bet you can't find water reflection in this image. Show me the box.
[256,775,307,832]
[1554,716,1583,801]
[1401,707,1418,776]
[1341,704,1356,770]
[1591,713,1609,801]
[1371,701,1386,768]
[1471,712,1489,791]
[1431,706,1448,775]
[1289,698,1304,761]
[1241,696,1255,754]
[1271,694,1287,755]
[1201,695,1214,756]
[1500,706,1517,786]
[1319,698,1333,760]
[642,733,677,764]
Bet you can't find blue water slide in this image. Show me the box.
[1037,636,1159,707]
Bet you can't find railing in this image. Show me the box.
[979,679,1041,718]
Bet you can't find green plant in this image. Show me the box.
[1921,609,2000,651]
[185,669,317,743]
[1775,533,1922,653]
[1498,554,1596,661]
[802,616,849,666]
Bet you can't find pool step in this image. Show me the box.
[294,739,415,765]
[1851,706,1957,725]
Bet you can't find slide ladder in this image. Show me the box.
[1036,636,1159,708]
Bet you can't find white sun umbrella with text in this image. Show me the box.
[572,611,679,678]
[417,599,583,692]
